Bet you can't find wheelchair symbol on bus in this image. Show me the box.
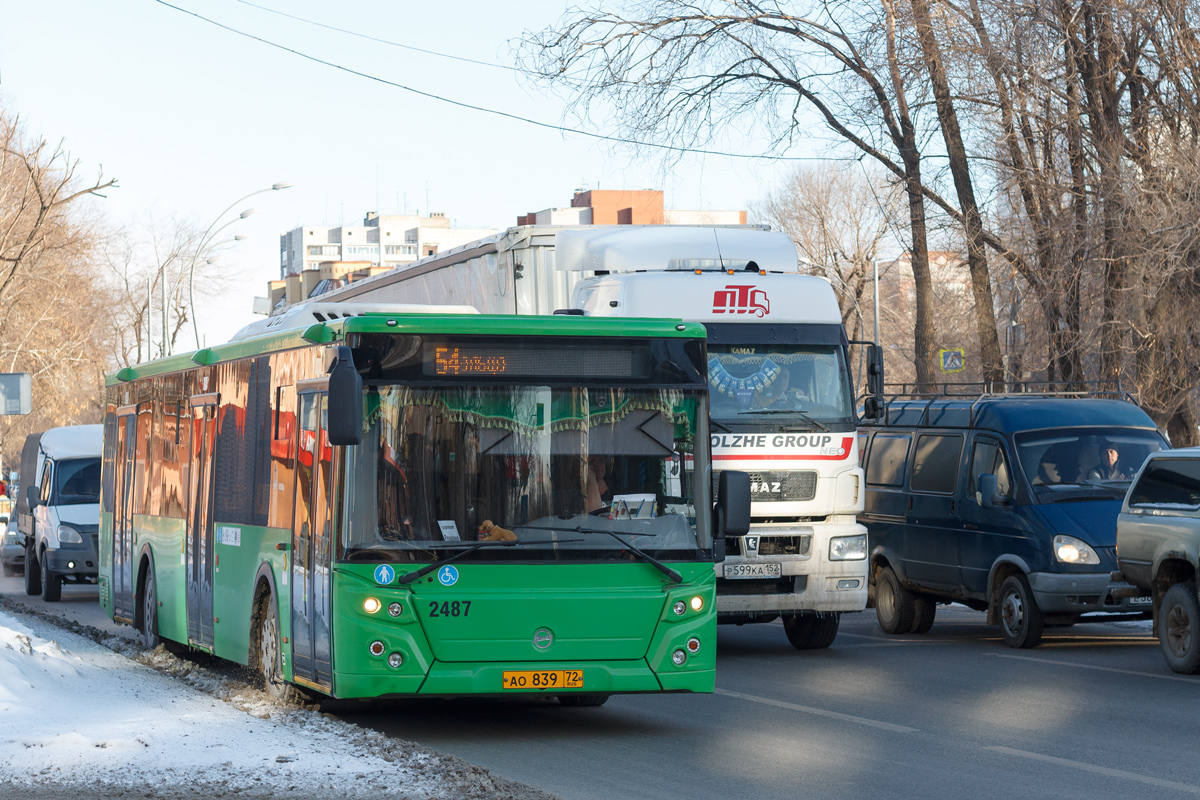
[374,565,395,585]
[438,565,459,586]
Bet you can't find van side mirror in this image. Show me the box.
[867,344,885,397]
[976,473,1006,508]
[714,470,751,539]
[26,484,41,508]
[862,395,884,421]
[326,345,363,446]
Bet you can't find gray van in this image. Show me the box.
[859,392,1165,648]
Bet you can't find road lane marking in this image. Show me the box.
[987,653,1200,683]
[986,746,1200,794]
[714,688,918,733]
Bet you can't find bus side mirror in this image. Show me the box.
[326,345,363,446]
[714,470,751,539]
[867,344,885,397]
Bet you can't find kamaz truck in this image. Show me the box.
[305,224,881,649]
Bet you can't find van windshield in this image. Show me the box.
[54,458,102,505]
[1015,428,1166,492]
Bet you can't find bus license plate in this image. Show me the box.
[725,562,783,579]
[502,670,584,690]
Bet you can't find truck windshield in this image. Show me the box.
[707,344,853,426]
[341,385,710,563]
[1015,427,1166,491]
[54,458,101,505]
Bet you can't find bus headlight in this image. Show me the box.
[387,652,404,669]
[363,597,381,614]
[690,596,704,611]
[672,649,687,666]
[829,534,867,561]
[1054,535,1100,565]
[673,601,686,616]
[58,525,83,544]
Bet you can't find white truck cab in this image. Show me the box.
[17,424,103,601]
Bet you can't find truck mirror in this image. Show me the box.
[326,346,363,446]
[26,484,40,508]
[867,344,885,397]
[714,470,751,538]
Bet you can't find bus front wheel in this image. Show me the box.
[255,593,298,701]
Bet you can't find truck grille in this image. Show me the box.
[714,470,818,502]
[726,535,811,556]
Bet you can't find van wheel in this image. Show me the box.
[24,545,41,596]
[783,613,840,649]
[910,596,937,634]
[140,566,160,649]
[875,566,915,634]
[998,574,1043,648]
[40,554,61,602]
[1159,583,1200,674]
[559,694,609,707]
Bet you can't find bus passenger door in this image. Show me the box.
[186,395,219,649]
[291,390,333,689]
[112,407,137,623]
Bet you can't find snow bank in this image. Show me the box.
[0,608,549,800]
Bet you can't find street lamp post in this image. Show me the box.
[188,182,293,350]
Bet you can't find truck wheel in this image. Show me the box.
[140,566,160,649]
[1159,583,1200,674]
[24,544,40,596]
[41,554,62,602]
[910,596,937,634]
[783,613,840,649]
[875,566,915,634]
[559,694,610,707]
[998,574,1043,648]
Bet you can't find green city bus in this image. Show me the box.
[99,309,749,703]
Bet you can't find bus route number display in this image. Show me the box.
[422,342,638,379]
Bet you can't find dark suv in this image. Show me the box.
[859,393,1165,648]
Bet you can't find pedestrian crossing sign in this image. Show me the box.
[939,349,965,373]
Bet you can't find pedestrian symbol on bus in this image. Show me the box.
[374,565,395,585]
[438,565,460,586]
[939,348,965,373]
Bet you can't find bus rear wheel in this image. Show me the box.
[255,594,297,701]
[559,694,609,707]
[140,566,160,649]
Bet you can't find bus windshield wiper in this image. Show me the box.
[740,409,829,432]
[397,539,518,585]
[710,418,734,433]
[520,524,681,583]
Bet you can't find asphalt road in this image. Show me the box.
[5,569,1198,800]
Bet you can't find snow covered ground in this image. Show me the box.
[0,601,556,800]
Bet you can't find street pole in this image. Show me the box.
[188,183,293,349]
[873,259,880,345]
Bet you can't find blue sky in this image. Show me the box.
[0,0,821,343]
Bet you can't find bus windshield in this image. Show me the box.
[707,344,853,426]
[342,385,710,563]
[1015,427,1167,492]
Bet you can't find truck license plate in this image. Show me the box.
[1128,596,1153,606]
[724,562,783,579]
[502,670,584,690]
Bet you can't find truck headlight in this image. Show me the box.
[58,525,83,544]
[1054,535,1100,565]
[829,534,867,561]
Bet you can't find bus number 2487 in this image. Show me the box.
[429,600,472,617]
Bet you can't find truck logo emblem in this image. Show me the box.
[532,628,554,650]
[745,536,759,553]
[713,285,770,317]
[438,565,460,586]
